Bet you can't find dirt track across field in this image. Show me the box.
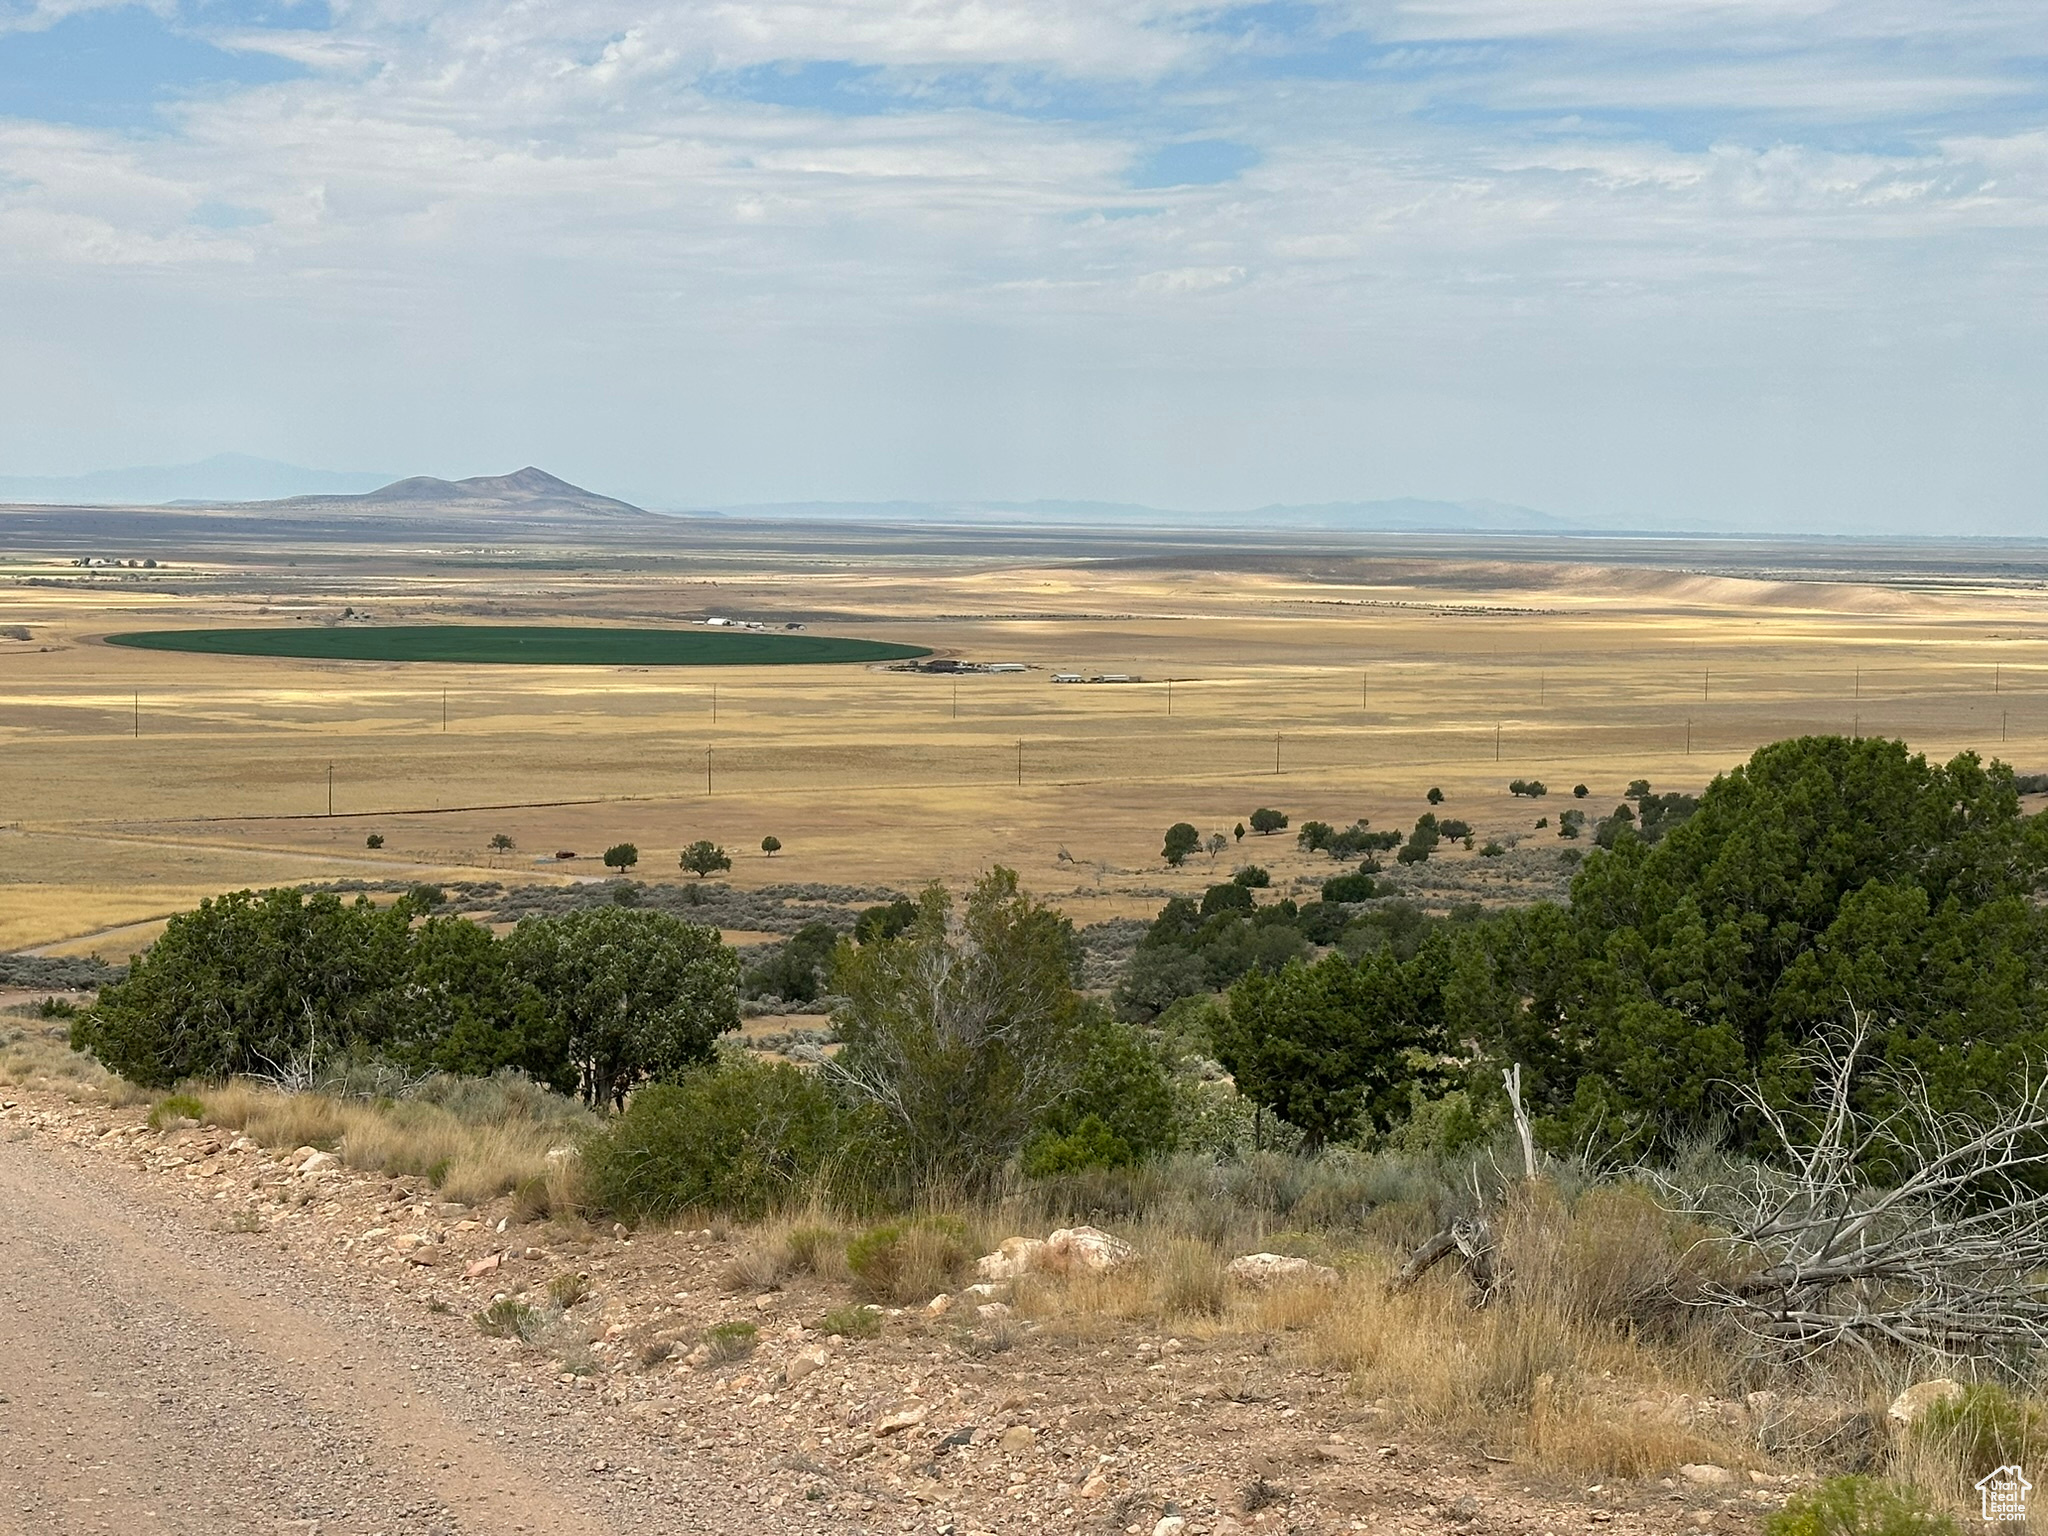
[0,1133,788,1536]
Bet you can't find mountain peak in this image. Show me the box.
[312,467,646,517]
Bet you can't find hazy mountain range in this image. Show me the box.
[0,455,1585,533]
[0,453,396,505]
[712,497,1578,532]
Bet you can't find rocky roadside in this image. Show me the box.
[0,1088,1779,1536]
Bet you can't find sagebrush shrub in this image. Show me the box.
[701,1321,758,1363]
[814,1304,882,1339]
[1765,1477,1956,1536]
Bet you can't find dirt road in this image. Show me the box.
[0,1135,795,1536]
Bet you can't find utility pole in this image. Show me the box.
[1703,668,1709,701]
[1273,733,1281,775]
[1685,718,1692,755]
[1855,666,1861,700]
[1015,740,1023,787]
[706,746,713,795]
[1996,663,2002,695]
[1362,671,1368,710]
[133,691,139,738]
[441,688,447,732]
[712,684,718,724]
[327,763,334,816]
[1495,722,1501,761]
[1166,679,1172,716]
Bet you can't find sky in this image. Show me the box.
[1,1,2045,531]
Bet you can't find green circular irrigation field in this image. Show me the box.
[103,625,931,667]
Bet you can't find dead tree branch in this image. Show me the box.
[1657,1011,2048,1372]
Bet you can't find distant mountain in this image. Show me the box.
[0,453,394,505]
[272,466,646,518]
[704,496,1578,532]
[1248,499,1575,533]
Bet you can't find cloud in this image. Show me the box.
[0,0,2043,528]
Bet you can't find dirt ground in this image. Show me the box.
[7,524,2048,951]
[0,1083,1783,1536]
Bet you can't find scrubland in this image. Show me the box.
[6,533,2048,950]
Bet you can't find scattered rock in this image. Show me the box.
[463,1254,501,1280]
[783,1350,826,1386]
[1153,1516,1186,1536]
[999,1425,1036,1453]
[1888,1380,1964,1428]
[925,1293,954,1316]
[977,1302,1012,1320]
[1079,1468,1110,1498]
[876,1404,930,1436]
[1225,1253,1339,1290]
[407,1245,442,1267]
[298,1151,340,1174]
[1678,1464,1734,1486]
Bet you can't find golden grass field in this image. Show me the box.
[5,527,2047,951]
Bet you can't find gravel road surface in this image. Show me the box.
[0,1133,803,1536]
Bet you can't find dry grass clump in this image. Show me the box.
[1155,1238,1229,1320]
[953,1169,1761,1480]
[193,1077,586,1208]
[1305,1181,1757,1475]
[0,1018,154,1106]
[722,1213,851,1291]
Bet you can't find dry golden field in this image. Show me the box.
[5,523,2048,952]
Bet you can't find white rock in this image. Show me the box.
[1888,1380,1964,1428]
[1043,1226,1135,1275]
[925,1293,954,1316]
[298,1151,340,1174]
[965,1282,1007,1299]
[977,1302,1013,1320]
[999,1424,1036,1453]
[1226,1253,1339,1289]
[1153,1517,1187,1536]
[1678,1464,1734,1486]
[974,1236,1049,1281]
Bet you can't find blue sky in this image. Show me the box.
[1,0,2045,530]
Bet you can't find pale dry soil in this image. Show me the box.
[9,536,2048,948]
[0,1086,1768,1536]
